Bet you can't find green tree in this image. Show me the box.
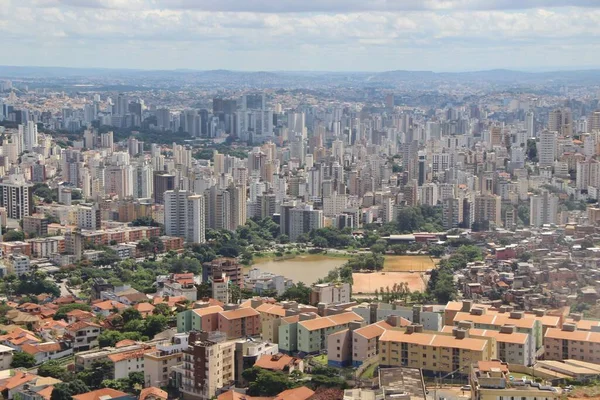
[77,359,113,389]
[121,307,142,324]
[38,360,68,380]
[144,314,168,338]
[11,351,36,368]
[242,367,297,396]
[278,282,311,304]
[53,303,92,321]
[3,230,25,242]
[51,380,90,400]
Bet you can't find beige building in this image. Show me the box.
[442,324,535,366]
[144,333,187,388]
[379,325,495,376]
[544,324,600,363]
[173,331,235,400]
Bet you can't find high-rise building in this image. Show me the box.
[0,180,33,219]
[153,173,176,204]
[164,189,206,244]
[549,108,573,136]
[474,194,501,228]
[588,110,600,132]
[442,198,462,230]
[289,204,323,241]
[525,110,535,138]
[530,190,558,227]
[20,121,38,152]
[133,164,153,199]
[76,203,101,230]
[538,130,557,167]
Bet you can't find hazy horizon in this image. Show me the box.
[3,1,600,72]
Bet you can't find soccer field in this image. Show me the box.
[383,255,437,272]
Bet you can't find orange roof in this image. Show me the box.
[140,386,168,400]
[92,300,127,311]
[254,353,298,371]
[379,329,489,352]
[115,339,137,348]
[192,305,224,317]
[440,326,528,345]
[134,302,155,313]
[478,360,509,373]
[21,342,63,354]
[274,386,314,400]
[256,303,286,317]
[108,346,155,363]
[37,385,54,400]
[453,311,536,329]
[67,321,102,332]
[0,371,37,391]
[219,307,260,320]
[545,328,600,343]
[73,388,129,400]
[354,321,393,340]
[299,312,363,332]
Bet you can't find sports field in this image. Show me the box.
[352,272,427,294]
[383,255,437,272]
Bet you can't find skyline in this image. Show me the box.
[3,0,600,72]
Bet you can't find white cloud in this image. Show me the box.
[1,0,600,70]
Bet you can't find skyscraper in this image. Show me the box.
[538,130,557,167]
[530,190,558,227]
[164,189,206,244]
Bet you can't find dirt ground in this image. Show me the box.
[352,271,427,294]
[383,255,437,272]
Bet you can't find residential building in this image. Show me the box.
[309,282,351,306]
[173,331,235,400]
[164,190,206,244]
[218,307,261,340]
[234,338,279,386]
[530,190,559,227]
[0,344,13,370]
[144,333,187,388]
[544,324,600,363]
[379,325,496,377]
[23,214,49,237]
[289,204,323,241]
[65,321,103,352]
[296,312,364,354]
[177,305,223,333]
[474,194,501,228]
[0,179,33,219]
[202,258,244,287]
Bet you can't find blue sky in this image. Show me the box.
[3,0,600,72]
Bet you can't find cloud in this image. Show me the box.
[2,0,600,71]
[29,0,600,12]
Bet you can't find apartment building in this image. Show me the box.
[217,307,261,340]
[109,346,156,380]
[445,302,555,351]
[64,321,103,352]
[173,331,235,400]
[352,303,443,332]
[202,258,244,287]
[379,325,495,377]
[0,345,13,370]
[309,282,351,306]
[234,338,279,386]
[256,302,318,344]
[144,333,187,388]
[544,323,600,363]
[442,323,535,366]
[296,312,364,354]
[177,305,223,333]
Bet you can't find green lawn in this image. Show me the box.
[360,362,379,379]
[312,354,328,365]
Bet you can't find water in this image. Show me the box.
[250,255,347,285]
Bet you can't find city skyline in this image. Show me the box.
[3,0,600,72]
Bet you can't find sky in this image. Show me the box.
[3,0,600,72]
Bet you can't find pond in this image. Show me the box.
[250,254,347,285]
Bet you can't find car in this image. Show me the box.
[461,385,472,391]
